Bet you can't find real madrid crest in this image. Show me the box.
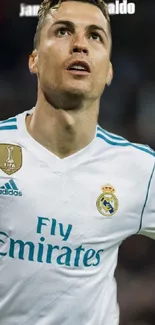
[96,184,118,217]
[0,144,22,175]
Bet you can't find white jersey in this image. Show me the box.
[0,109,155,325]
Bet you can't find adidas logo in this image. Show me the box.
[0,179,22,196]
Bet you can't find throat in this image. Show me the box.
[26,105,97,159]
[51,124,81,158]
[26,113,86,158]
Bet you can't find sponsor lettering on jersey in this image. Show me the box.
[0,217,104,268]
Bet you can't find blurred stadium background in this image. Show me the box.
[0,0,155,324]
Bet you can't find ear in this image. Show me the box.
[106,62,113,86]
[28,50,38,75]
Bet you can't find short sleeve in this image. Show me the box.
[138,160,155,239]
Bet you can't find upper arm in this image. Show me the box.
[138,160,155,239]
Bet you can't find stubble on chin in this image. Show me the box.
[43,85,86,110]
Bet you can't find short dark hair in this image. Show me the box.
[33,0,111,49]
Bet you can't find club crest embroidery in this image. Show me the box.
[0,144,22,175]
[96,184,118,217]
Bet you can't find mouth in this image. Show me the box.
[66,60,91,75]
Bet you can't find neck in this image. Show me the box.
[26,95,99,159]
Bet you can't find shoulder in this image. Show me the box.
[96,125,155,158]
[0,108,30,143]
[0,115,18,141]
[96,125,155,177]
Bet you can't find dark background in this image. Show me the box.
[1,1,155,324]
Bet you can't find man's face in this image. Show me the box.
[31,1,112,104]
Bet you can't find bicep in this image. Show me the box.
[138,161,155,240]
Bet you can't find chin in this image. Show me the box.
[64,82,90,95]
[43,86,87,110]
[65,87,87,96]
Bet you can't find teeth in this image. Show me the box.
[70,65,86,70]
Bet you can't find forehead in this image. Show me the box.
[46,1,108,31]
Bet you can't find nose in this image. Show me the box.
[70,33,89,55]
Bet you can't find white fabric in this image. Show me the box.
[0,109,155,325]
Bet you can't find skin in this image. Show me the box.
[27,1,113,158]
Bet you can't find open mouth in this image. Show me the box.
[67,61,91,74]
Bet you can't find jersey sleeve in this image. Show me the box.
[138,160,155,239]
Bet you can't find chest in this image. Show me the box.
[0,158,144,250]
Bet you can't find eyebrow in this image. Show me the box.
[51,20,108,39]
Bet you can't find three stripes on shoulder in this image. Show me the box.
[96,126,155,157]
[0,117,17,130]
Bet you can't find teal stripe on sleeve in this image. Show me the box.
[97,126,125,141]
[0,125,17,130]
[137,161,155,233]
[96,133,155,156]
[0,118,17,124]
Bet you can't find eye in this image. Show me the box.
[90,32,102,42]
[56,27,69,37]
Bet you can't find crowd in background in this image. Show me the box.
[0,0,155,324]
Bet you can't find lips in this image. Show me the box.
[67,60,91,73]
